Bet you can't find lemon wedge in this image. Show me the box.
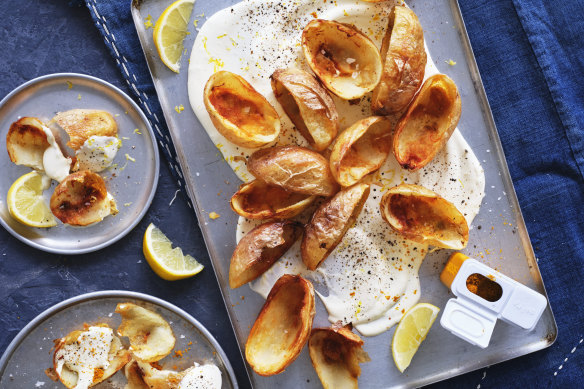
[153,0,195,73]
[392,303,440,373]
[7,172,56,228]
[143,223,204,280]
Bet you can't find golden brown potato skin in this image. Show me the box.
[229,221,303,289]
[302,19,382,100]
[246,274,315,376]
[271,68,338,151]
[6,117,50,169]
[302,183,370,270]
[309,325,370,389]
[230,179,315,220]
[53,109,118,151]
[329,116,392,187]
[380,184,468,249]
[393,74,461,171]
[247,145,339,197]
[204,71,280,148]
[371,6,426,116]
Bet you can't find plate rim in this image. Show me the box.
[0,290,239,388]
[0,72,160,255]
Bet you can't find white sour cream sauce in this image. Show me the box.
[188,0,485,336]
[41,125,71,183]
[75,136,121,172]
[54,326,113,389]
[179,363,222,389]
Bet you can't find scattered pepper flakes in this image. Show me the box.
[144,15,153,29]
[209,212,220,220]
[174,350,183,358]
[446,59,457,66]
[174,104,185,113]
[310,11,318,18]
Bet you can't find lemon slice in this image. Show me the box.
[392,303,440,373]
[143,223,204,280]
[7,171,56,228]
[153,0,195,73]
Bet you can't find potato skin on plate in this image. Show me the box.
[53,109,118,151]
[230,179,315,220]
[393,74,461,171]
[330,116,392,187]
[371,6,426,116]
[380,184,468,249]
[230,221,303,289]
[6,117,50,170]
[271,68,339,151]
[302,19,382,100]
[247,145,339,196]
[50,170,118,226]
[246,274,315,376]
[309,325,370,389]
[302,183,370,270]
[204,71,280,148]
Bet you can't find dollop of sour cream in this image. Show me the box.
[41,125,71,182]
[75,136,121,172]
[54,326,113,389]
[179,363,222,389]
[190,0,486,336]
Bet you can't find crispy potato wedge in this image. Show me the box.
[247,145,339,196]
[231,180,316,220]
[53,109,118,151]
[246,274,315,376]
[230,220,303,289]
[271,68,338,151]
[116,303,175,363]
[309,324,370,389]
[393,74,461,170]
[302,20,382,100]
[302,183,370,270]
[129,360,222,389]
[330,116,392,187]
[380,184,468,249]
[50,170,117,226]
[6,117,50,170]
[204,71,280,148]
[53,324,131,389]
[124,361,149,389]
[372,6,427,116]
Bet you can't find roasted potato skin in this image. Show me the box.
[50,170,115,226]
[393,74,461,171]
[302,183,370,270]
[230,221,303,289]
[246,274,315,376]
[204,71,280,148]
[271,68,338,151]
[302,19,382,100]
[371,6,427,116]
[53,109,118,151]
[309,325,370,389]
[330,116,392,187]
[247,145,339,197]
[380,184,469,249]
[230,179,315,220]
[6,117,50,169]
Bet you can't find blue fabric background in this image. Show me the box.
[83,0,584,387]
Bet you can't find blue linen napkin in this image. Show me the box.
[83,0,584,387]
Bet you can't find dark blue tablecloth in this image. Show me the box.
[82,0,584,387]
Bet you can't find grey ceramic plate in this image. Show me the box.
[0,73,159,254]
[0,291,238,388]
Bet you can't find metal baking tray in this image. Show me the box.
[0,290,237,388]
[131,0,557,387]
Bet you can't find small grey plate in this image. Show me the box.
[0,290,238,389]
[0,73,159,254]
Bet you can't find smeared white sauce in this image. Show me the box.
[189,0,485,336]
[55,326,113,389]
[41,125,71,182]
[75,136,121,172]
[179,363,222,389]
